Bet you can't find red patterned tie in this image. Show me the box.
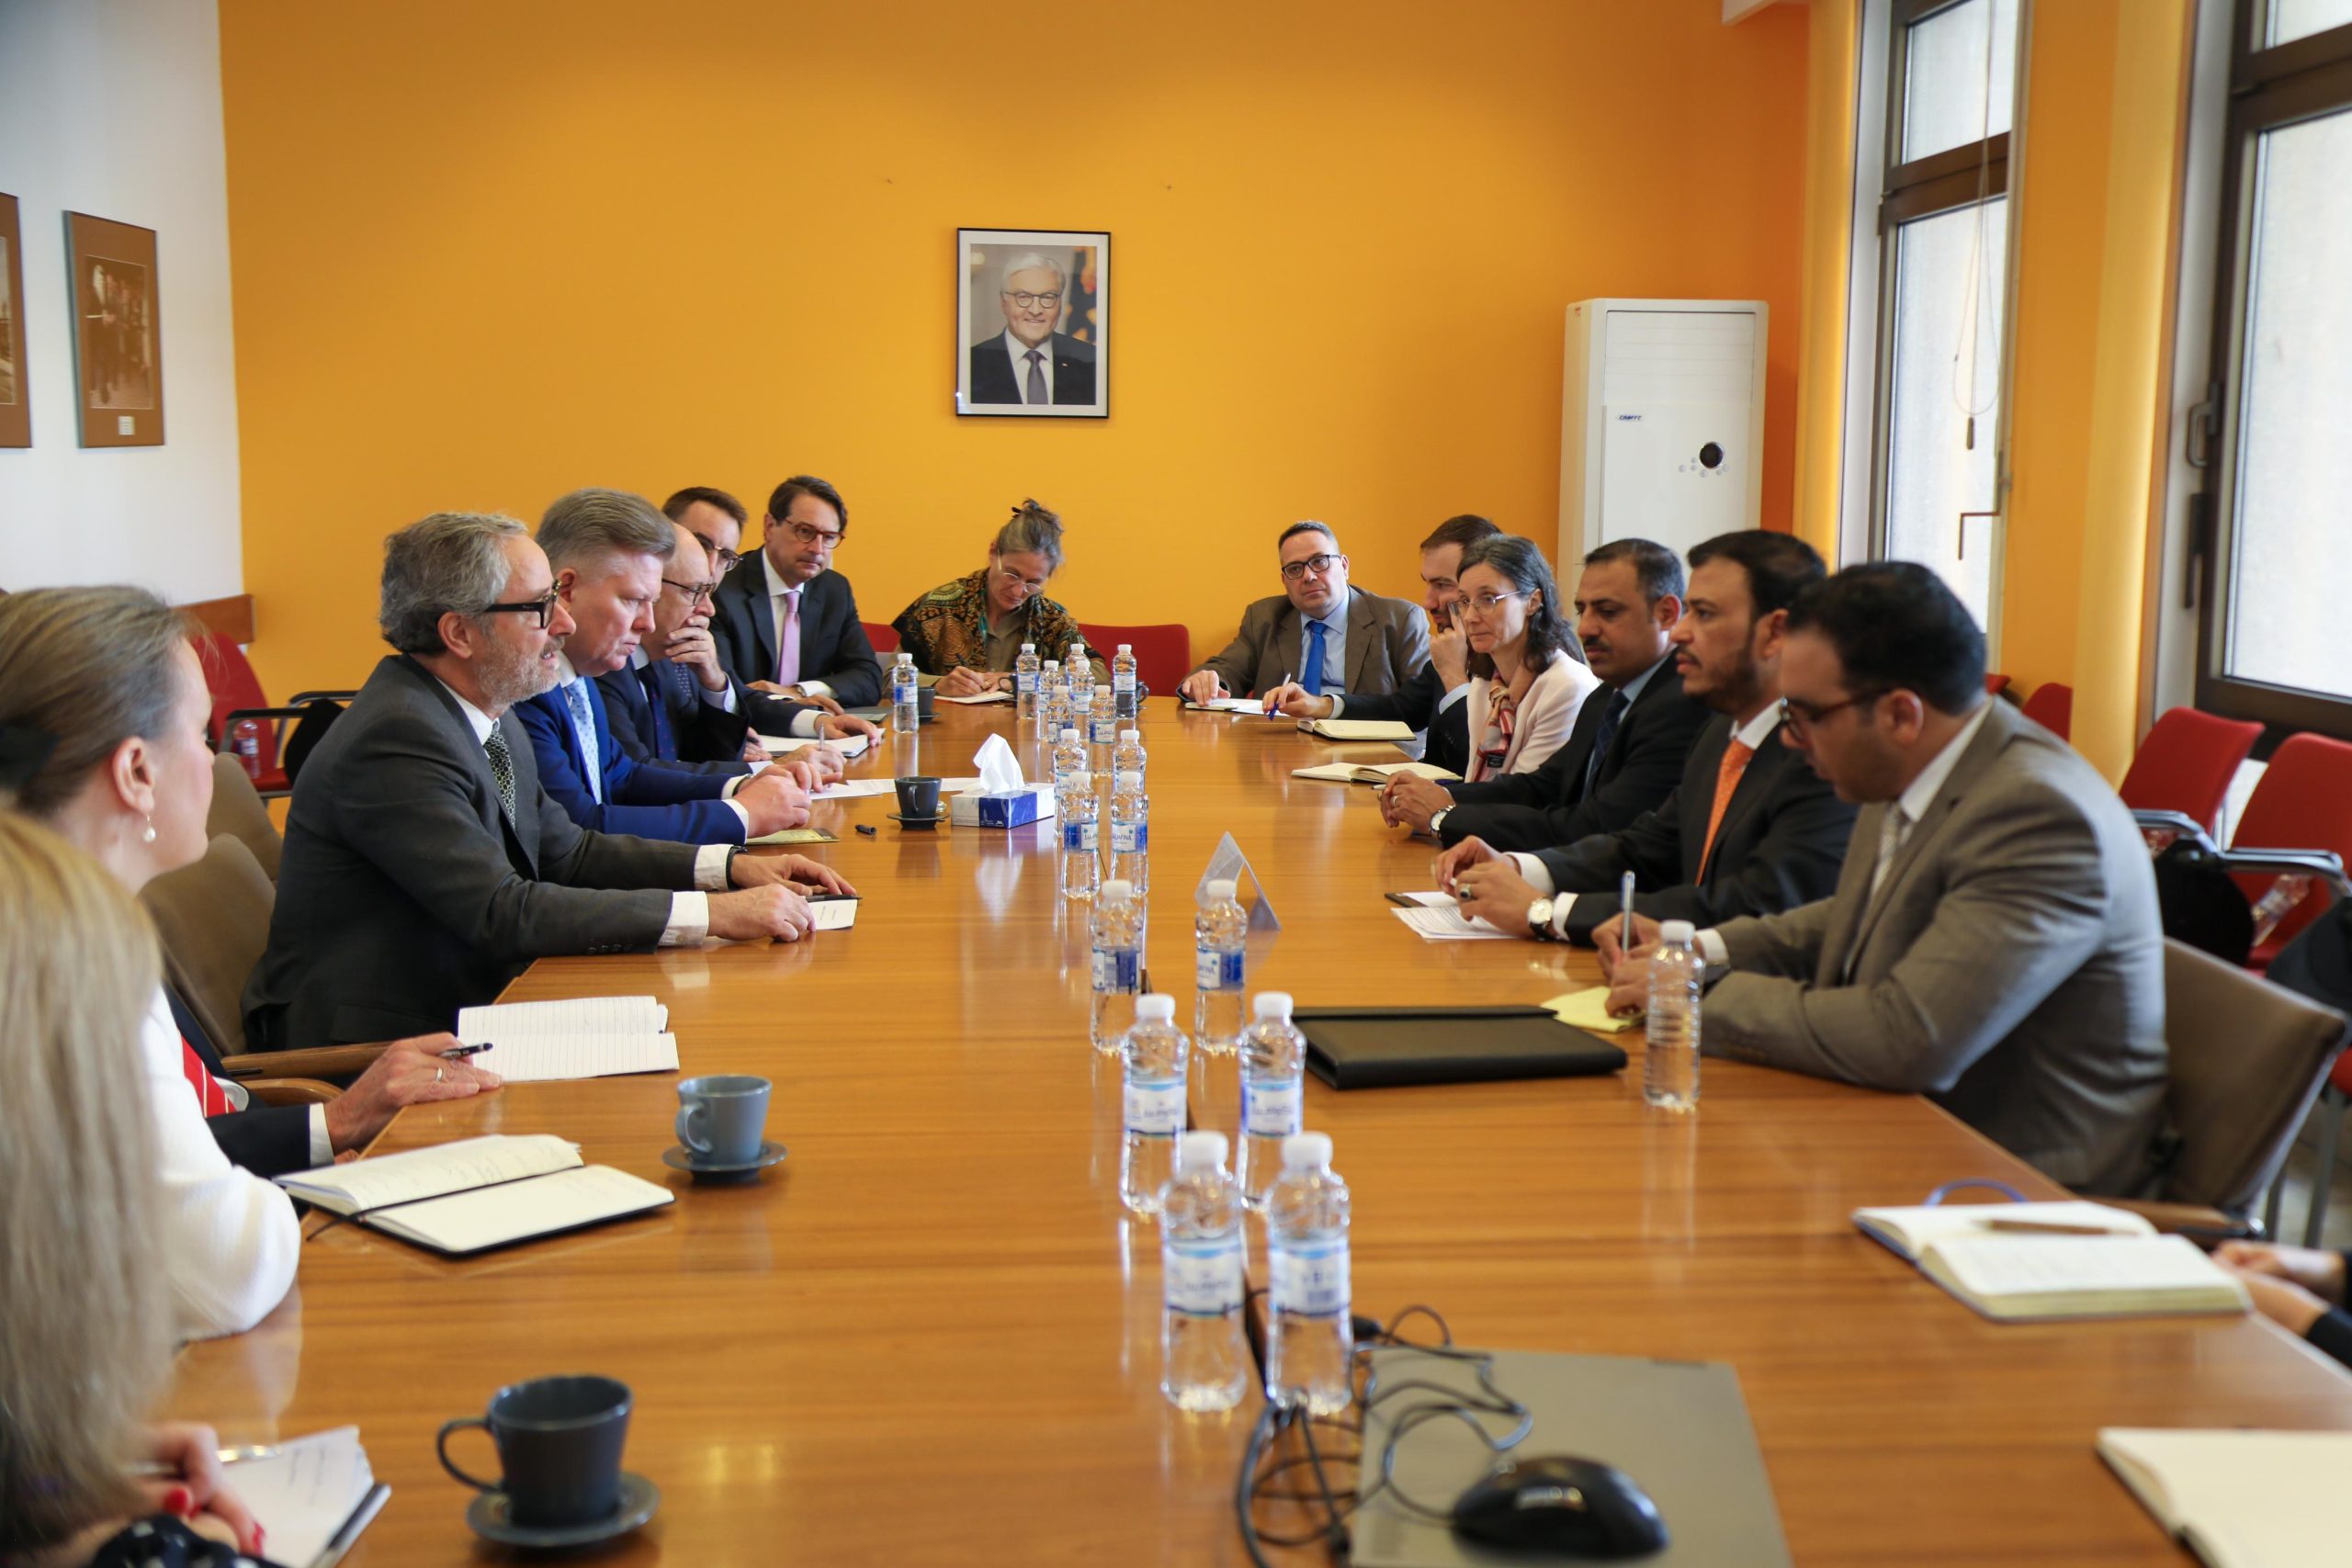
[180,1035,232,1118]
[1473,688,1518,782]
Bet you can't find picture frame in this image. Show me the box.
[0,193,27,448]
[65,210,164,447]
[956,227,1108,419]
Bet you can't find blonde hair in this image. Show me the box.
[0,816,171,1551]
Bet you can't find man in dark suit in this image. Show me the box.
[1261,513,1498,774]
[708,474,884,719]
[1177,522,1430,703]
[1443,530,1856,944]
[246,512,847,1047]
[967,251,1098,407]
[1385,536,1707,853]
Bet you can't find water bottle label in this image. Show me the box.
[1015,671,1038,695]
[1269,1240,1351,1318]
[1114,672,1137,694]
[1123,1076,1186,1136]
[1063,818,1099,853]
[1194,947,1246,990]
[1112,820,1147,854]
[1241,1077,1303,1138]
[1091,717,1120,744]
[1162,1235,1243,1316]
[1091,947,1140,993]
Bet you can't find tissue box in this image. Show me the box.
[950,784,1057,828]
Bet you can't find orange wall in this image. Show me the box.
[218,0,1811,694]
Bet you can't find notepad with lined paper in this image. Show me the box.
[456,996,677,1083]
[276,1134,673,1257]
[1853,1202,2247,1322]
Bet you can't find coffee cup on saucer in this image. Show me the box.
[892,774,943,826]
[673,1074,772,1167]
[438,1374,634,1530]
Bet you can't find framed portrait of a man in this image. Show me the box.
[956,228,1108,419]
[0,193,28,448]
[65,211,164,447]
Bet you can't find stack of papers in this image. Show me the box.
[225,1427,386,1567]
[456,996,677,1083]
[1392,904,1514,941]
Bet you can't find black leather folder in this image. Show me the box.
[1295,1005,1629,1089]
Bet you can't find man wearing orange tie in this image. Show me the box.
[1437,531,1857,944]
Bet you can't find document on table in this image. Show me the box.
[810,898,858,931]
[1543,987,1639,1034]
[276,1134,582,1215]
[361,1164,674,1257]
[814,778,898,799]
[1182,696,1269,715]
[457,995,667,1039]
[1392,905,1515,941]
[1388,890,1453,908]
[745,826,837,845]
[755,731,872,759]
[1917,1234,2249,1322]
[2099,1427,2349,1568]
[468,1033,680,1083]
[224,1426,385,1568]
[935,690,1014,705]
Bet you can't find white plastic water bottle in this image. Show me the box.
[1113,642,1140,720]
[1265,1132,1352,1414]
[1091,879,1145,1053]
[890,652,919,734]
[1645,919,1703,1111]
[1067,639,1094,711]
[1193,880,1249,1056]
[1235,992,1305,1206]
[1110,770,1149,894]
[1040,659,1067,734]
[1120,990,1188,1214]
[1088,682,1121,751]
[1015,642,1041,720]
[1112,727,1147,784]
[1061,778,1100,904]
[1159,1130,1248,1412]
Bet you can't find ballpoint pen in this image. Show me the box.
[1265,671,1292,716]
[1619,869,1636,949]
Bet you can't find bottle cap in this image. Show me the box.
[1102,878,1135,901]
[1136,991,1175,1021]
[1205,879,1238,903]
[1021,642,1035,653]
[1281,1132,1333,1170]
[1059,728,1080,742]
[1115,771,1142,789]
[1252,991,1293,1021]
[1120,729,1140,742]
[1175,1130,1227,1173]
[1117,643,1133,655]
[1659,919,1696,945]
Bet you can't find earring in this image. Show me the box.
[141,816,158,844]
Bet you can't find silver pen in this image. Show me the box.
[1619,869,1636,948]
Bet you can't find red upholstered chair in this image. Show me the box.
[1984,672,2012,697]
[2019,682,2074,740]
[194,635,354,800]
[863,621,899,653]
[2227,732,2352,967]
[1080,623,1190,696]
[2119,707,2263,838]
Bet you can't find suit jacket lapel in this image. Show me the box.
[1675,717,1733,880]
[1345,588,1376,691]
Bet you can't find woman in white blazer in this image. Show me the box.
[1456,535,1598,783]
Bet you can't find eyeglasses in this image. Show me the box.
[662,578,716,607]
[785,522,844,548]
[1280,553,1343,582]
[992,564,1050,594]
[1779,690,1884,739]
[1002,290,1062,310]
[481,590,561,629]
[1453,591,1525,616]
[690,533,741,572]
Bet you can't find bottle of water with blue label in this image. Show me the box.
[1113,643,1140,721]
[1265,1132,1352,1414]
[1119,990,1188,1215]
[1110,770,1149,894]
[1159,1130,1248,1412]
[1015,641,1041,721]
[1112,727,1147,784]
[889,652,919,734]
[1055,728,1097,901]
[1236,992,1305,1207]
[1067,639,1094,713]
[1193,879,1249,1055]
[1040,660,1066,735]
[1645,919,1702,1111]
[1088,683,1121,754]
[1091,878,1144,1053]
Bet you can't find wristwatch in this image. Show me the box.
[723,845,743,886]
[1527,897,1558,942]
[1428,807,1452,839]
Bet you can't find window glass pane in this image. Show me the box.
[2222,107,2352,700]
[1883,197,2008,627]
[1902,0,2020,164]
[2267,0,2352,46]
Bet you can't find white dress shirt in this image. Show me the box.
[1002,328,1055,404]
[435,680,731,945]
[141,988,301,1339]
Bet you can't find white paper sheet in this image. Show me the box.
[469,1033,681,1084]
[813,778,898,799]
[456,996,667,1040]
[811,899,858,931]
[276,1134,582,1214]
[224,1427,379,1568]
[1391,905,1515,941]
[936,690,1015,705]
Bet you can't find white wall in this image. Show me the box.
[0,0,241,599]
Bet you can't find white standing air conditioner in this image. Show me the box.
[1557,299,1768,571]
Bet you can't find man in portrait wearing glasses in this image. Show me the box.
[247,511,851,1050]
[966,252,1097,407]
[1592,563,2166,1197]
[1436,530,1855,946]
[1177,522,1430,705]
[708,474,885,717]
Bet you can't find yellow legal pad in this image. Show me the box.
[1542,987,1638,1034]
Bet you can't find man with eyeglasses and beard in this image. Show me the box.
[1177,522,1429,705]
[247,512,849,1051]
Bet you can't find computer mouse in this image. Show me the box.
[1450,1454,1668,1558]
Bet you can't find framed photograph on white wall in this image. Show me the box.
[956,227,1107,419]
[65,210,164,447]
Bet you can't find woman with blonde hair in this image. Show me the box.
[0,816,267,1566]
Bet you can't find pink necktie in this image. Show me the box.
[775,590,801,686]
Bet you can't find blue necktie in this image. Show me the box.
[1582,689,1629,799]
[561,681,604,803]
[638,663,674,759]
[1303,619,1329,696]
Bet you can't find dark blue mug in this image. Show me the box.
[437,1373,631,1528]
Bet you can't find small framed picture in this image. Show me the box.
[0,193,27,448]
[65,210,164,447]
[956,227,1107,419]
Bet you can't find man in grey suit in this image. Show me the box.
[245,513,851,1048]
[1177,522,1430,703]
[1600,563,2166,1196]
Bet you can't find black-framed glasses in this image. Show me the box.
[1780,690,1885,739]
[689,533,741,572]
[662,578,717,607]
[1280,553,1343,582]
[785,522,844,548]
[1002,290,1062,310]
[481,590,561,629]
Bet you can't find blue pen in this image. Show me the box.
[1265,671,1292,716]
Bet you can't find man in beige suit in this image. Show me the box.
[1178,522,1429,703]
[1601,562,2165,1196]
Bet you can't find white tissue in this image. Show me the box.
[973,733,1026,794]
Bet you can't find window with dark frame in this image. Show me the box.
[2192,1,2352,735]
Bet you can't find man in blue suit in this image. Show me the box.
[520,489,820,845]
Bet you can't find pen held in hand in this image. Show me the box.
[438,1043,492,1059]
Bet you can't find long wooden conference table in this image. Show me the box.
[169,702,2352,1564]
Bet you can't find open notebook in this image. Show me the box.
[277,1134,673,1257]
[1852,1201,2248,1322]
[2099,1427,2349,1568]
[456,995,678,1083]
[1297,717,1416,741]
[1294,761,1460,784]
